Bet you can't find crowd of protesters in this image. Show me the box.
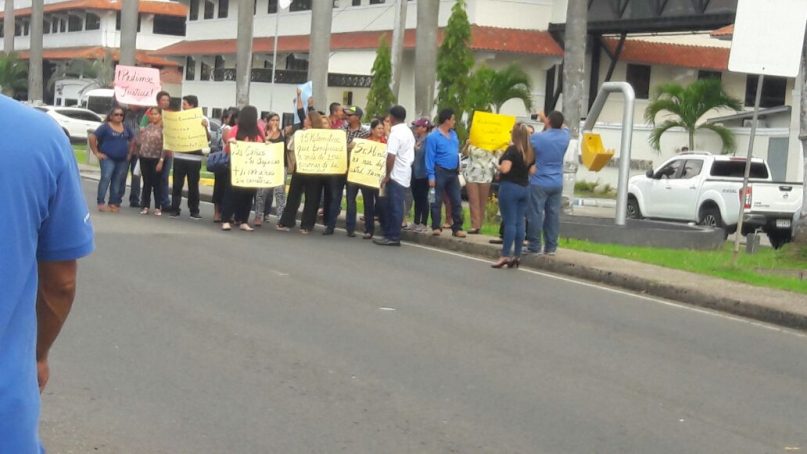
[88,90,570,267]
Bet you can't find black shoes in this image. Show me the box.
[373,237,401,246]
[322,228,335,235]
[190,213,202,220]
[347,231,356,237]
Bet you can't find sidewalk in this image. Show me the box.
[80,164,807,330]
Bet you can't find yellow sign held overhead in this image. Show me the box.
[294,129,348,174]
[163,108,208,152]
[230,141,285,188]
[469,111,516,152]
[348,139,387,188]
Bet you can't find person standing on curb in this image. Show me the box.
[374,105,415,247]
[89,106,135,213]
[147,92,174,212]
[341,106,372,237]
[170,95,209,220]
[0,95,95,453]
[425,108,467,238]
[526,111,570,256]
[121,104,145,208]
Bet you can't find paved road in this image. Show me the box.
[40,180,807,453]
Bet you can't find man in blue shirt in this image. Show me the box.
[0,95,95,453]
[526,111,570,255]
[425,108,467,238]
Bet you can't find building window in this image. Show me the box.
[697,70,721,81]
[369,0,385,4]
[218,0,229,18]
[214,55,225,70]
[189,0,199,20]
[59,18,65,32]
[115,12,141,31]
[68,15,82,32]
[286,53,309,71]
[200,60,211,81]
[24,21,30,36]
[268,0,278,13]
[0,22,4,38]
[211,108,223,120]
[186,56,196,81]
[625,64,651,99]
[85,13,101,30]
[153,15,186,36]
[51,19,59,33]
[745,75,787,108]
[43,18,50,34]
[289,0,311,12]
[204,0,215,19]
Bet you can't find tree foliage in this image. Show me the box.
[0,52,28,97]
[365,35,395,120]
[47,52,115,92]
[435,0,473,136]
[645,78,742,153]
[468,64,533,117]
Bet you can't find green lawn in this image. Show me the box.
[73,143,215,179]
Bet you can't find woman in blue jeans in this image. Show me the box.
[491,123,535,269]
[89,106,135,212]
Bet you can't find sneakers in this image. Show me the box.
[169,210,180,218]
[139,208,149,215]
[154,209,162,216]
[452,230,467,238]
[190,213,202,220]
[373,237,401,246]
[221,222,232,231]
[240,223,254,232]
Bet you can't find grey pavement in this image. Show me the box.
[78,164,807,330]
[40,178,807,453]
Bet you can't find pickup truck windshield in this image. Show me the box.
[710,161,769,179]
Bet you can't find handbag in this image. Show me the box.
[206,150,229,173]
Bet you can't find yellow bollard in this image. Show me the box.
[581,132,614,172]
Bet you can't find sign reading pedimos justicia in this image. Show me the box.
[114,65,162,106]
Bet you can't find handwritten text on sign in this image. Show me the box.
[163,108,208,152]
[347,139,387,188]
[114,65,161,106]
[230,141,285,188]
[469,111,516,152]
[294,129,348,174]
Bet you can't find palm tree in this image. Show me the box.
[467,64,533,119]
[47,55,115,92]
[645,78,742,153]
[0,52,28,96]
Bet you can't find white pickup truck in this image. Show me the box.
[627,153,803,248]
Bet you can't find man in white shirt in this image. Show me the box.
[374,105,415,246]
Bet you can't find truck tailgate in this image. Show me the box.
[749,182,803,215]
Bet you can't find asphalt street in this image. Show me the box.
[40,179,807,453]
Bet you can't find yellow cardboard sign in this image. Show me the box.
[162,108,208,152]
[347,139,387,188]
[469,111,516,152]
[230,141,285,188]
[294,129,348,174]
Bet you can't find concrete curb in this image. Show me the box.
[81,171,807,331]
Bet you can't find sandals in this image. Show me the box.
[240,223,254,232]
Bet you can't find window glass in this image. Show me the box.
[86,13,101,30]
[189,0,199,20]
[218,0,229,18]
[710,160,769,179]
[289,0,311,11]
[68,15,82,32]
[153,15,185,35]
[268,0,278,13]
[698,70,721,81]
[625,64,651,99]
[186,56,196,81]
[656,159,683,179]
[204,0,215,19]
[745,75,787,108]
[681,159,704,179]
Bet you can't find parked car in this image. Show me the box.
[627,152,803,248]
[34,105,103,141]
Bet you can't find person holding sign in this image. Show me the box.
[253,112,286,227]
[425,108,467,238]
[221,106,264,232]
[373,106,415,247]
[170,95,209,220]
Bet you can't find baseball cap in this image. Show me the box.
[412,118,433,128]
[344,105,364,118]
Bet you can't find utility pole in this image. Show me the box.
[27,0,42,101]
[390,0,407,99]
[414,0,438,120]
[561,0,587,211]
[309,0,333,110]
[795,40,807,243]
[120,0,139,66]
[235,0,254,108]
[3,0,14,54]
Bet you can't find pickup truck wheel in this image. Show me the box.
[766,230,792,249]
[627,197,642,219]
[699,207,727,238]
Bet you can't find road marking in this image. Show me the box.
[181,196,807,339]
[402,242,807,339]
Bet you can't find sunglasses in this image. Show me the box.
[112,112,124,117]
